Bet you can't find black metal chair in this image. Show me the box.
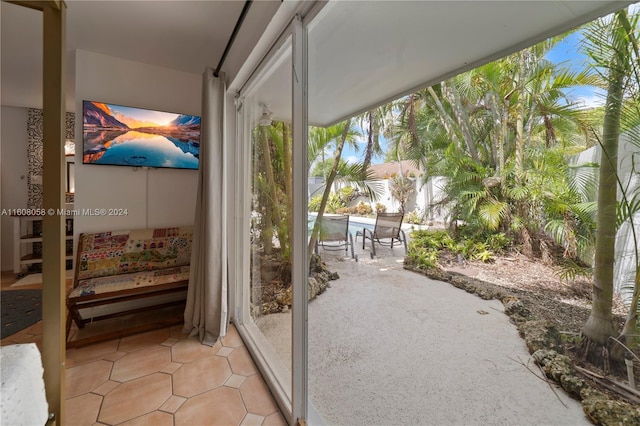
[314,214,356,260]
[356,212,407,259]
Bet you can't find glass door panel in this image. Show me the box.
[239,34,293,403]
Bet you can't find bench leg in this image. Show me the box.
[65,308,72,338]
[66,302,85,331]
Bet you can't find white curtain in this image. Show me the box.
[183,67,228,346]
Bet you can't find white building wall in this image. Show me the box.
[573,130,640,305]
[338,176,448,221]
[416,176,449,222]
[616,132,640,304]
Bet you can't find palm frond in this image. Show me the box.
[617,192,640,228]
[478,199,509,230]
[567,162,599,201]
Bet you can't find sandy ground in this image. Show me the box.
[256,244,590,426]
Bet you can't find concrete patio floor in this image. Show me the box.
[256,243,591,425]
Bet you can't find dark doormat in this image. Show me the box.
[1,290,42,339]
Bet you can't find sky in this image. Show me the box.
[107,103,182,128]
[338,25,607,167]
[544,30,607,110]
[342,125,388,166]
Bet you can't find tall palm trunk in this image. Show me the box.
[515,50,533,257]
[282,123,293,254]
[363,110,375,170]
[582,28,625,346]
[515,51,526,179]
[442,82,480,161]
[307,119,352,260]
[499,97,509,177]
[259,125,283,254]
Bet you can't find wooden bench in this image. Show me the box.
[66,226,192,347]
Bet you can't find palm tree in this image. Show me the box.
[611,13,640,348]
[389,175,415,214]
[358,108,382,170]
[251,121,292,257]
[581,8,639,352]
[307,119,356,259]
[391,33,600,253]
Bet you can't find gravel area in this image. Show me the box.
[443,254,628,335]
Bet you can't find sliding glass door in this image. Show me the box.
[233,9,316,423]
[234,30,295,416]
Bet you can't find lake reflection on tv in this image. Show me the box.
[83,130,199,169]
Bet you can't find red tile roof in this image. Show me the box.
[367,160,421,179]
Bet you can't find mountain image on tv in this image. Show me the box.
[82,101,201,169]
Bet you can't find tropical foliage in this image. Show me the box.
[406,228,511,271]
[389,175,415,214]
[251,121,293,259]
[388,36,604,260]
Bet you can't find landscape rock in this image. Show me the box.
[507,313,529,325]
[532,349,576,384]
[503,296,531,318]
[582,396,640,426]
[413,266,450,282]
[308,276,328,301]
[518,320,561,353]
[560,374,587,396]
[276,288,292,307]
[253,254,339,316]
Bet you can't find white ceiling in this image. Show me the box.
[304,0,634,126]
[1,0,280,110]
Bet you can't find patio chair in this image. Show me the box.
[356,212,407,259]
[314,214,356,260]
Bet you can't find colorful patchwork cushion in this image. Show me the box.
[76,227,193,281]
[69,265,190,298]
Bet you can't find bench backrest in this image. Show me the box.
[75,226,193,284]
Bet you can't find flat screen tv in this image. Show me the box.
[82,100,201,169]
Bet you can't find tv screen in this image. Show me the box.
[82,100,201,169]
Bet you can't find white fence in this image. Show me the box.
[330,176,449,222]
[572,130,639,305]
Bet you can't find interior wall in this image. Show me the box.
[74,50,201,236]
[0,106,29,270]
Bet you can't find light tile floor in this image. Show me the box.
[1,276,287,426]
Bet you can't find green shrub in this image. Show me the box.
[407,229,503,265]
[410,230,453,250]
[308,191,350,214]
[486,233,511,252]
[407,247,439,270]
[472,248,494,262]
[308,195,322,212]
[326,193,344,213]
[404,210,422,224]
[375,203,387,214]
[338,186,356,204]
